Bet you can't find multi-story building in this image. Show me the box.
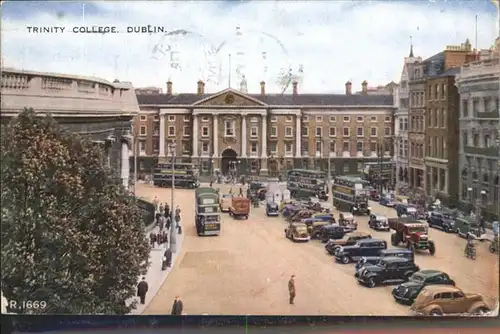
[456,37,500,220]
[395,46,421,191]
[1,68,139,189]
[133,80,395,177]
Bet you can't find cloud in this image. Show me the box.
[1,1,498,94]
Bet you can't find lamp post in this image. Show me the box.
[133,137,138,193]
[377,140,384,194]
[322,137,332,194]
[168,140,178,253]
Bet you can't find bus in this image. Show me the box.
[153,162,199,188]
[332,176,370,215]
[287,169,327,199]
[361,161,395,183]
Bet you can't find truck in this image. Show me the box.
[388,218,435,255]
[195,187,221,236]
[229,196,250,219]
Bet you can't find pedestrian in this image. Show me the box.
[165,203,170,218]
[166,216,172,231]
[164,248,173,268]
[175,205,181,216]
[153,196,159,211]
[149,232,157,248]
[159,215,165,232]
[492,220,499,238]
[175,212,182,234]
[155,212,161,225]
[159,203,165,215]
[137,277,149,305]
[171,296,183,315]
[239,187,243,197]
[288,275,296,305]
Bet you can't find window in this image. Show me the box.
[399,119,403,131]
[343,164,349,173]
[153,124,159,136]
[202,142,209,154]
[434,108,438,127]
[329,127,336,136]
[357,127,363,137]
[343,141,349,152]
[251,117,258,123]
[183,126,190,137]
[371,116,377,122]
[139,161,145,170]
[285,143,293,155]
[371,127,377,137]
[385,116,391,122]
[404,118,408,130]
[315,141,322,155]
[302,141,309,155]
[154,115,159,121]
[315,115,323,122]
[202,126,209,137]
[357,116,364,122]
[441,108,446,128]
[270,116,277,122]
[385,127,391,136]
[329,141,336,153]
[302,115,309,122]
[343,127,350,137]
[270,126,277,137]
[140,115,147,121]
[224,120,235,136]
[356,142,363,152]
[269,142,277,154]
[168,115,175,121]
[285,126,293,137]
[370,142,376,153]
[452,292,464,299]
[343,116,350,122]
[153,139,159,152]
[184,115,190,122]
[302,127,309,136]
[201,116,209,122]
[140,125,147,135]
[139,140,146,153]
[316,127,322,137]
[250,126,258,137]
[428,109,433,127]
[250,142,258,153]
[168,126,175,136]
[462,99,469,117]
[329,116,336,122]
[286,115,293,122]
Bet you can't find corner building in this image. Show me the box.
[133,80,395,176]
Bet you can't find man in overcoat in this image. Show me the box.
[171,296,183,315]
[288,275,296,305]
[137,277,149,305]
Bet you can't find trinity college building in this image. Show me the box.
[134,80,395,176]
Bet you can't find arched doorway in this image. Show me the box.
[221,148,238,175]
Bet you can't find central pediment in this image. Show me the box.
[193,88,267,107]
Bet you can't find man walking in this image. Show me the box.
[137,277,149,305]
[288,275,296,305]
[171,295,184,315]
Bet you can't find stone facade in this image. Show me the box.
[1,68,139,189]
[133,80,396,177]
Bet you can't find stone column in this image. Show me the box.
[121,135,131,190]
[241,114,247,157]
[295,114,301,157]
[159,115,166,156]
[437,167,441,193]
[260,114,268,174]
[213,114,219,171]
[192,115,199,157]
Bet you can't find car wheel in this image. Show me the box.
[341,255,349,264]
[472,306,490,315]
[444,225,449,233]
[367,277,376,288]
[429,309,442,316]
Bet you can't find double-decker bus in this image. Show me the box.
[361,161,395,184]
[332,176,370,215]
[153,162,199,188]
[286,169,327,199]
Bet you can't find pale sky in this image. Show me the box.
[1,1,499,94]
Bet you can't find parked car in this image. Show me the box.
[325,231,372,255]
[338,212,358,232]
[368,214,390,231]
[454,215,482,239]
[367,188,380,201]
[354,248,414,274]
[312,213,336,224]
[396,204,419,218]
[357,257,420,288]
[265,201,279,216]
[220,194,233,212]
[392,270,455,305]
[335,239,387,264]
[317,190,329,201]
[308,221,330,239]
[379,194,395,207]
[318,224,345,243]
[427,211,456,233]
[284,222,311,242]
[410,285,491,316]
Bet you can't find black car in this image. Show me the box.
[368,214,390,231]
[427,211,456,233]
[319,225,345,243]
[335,239,387,264]
[392,270,456,305]
[354,249,414,276]
[357,257,420,288]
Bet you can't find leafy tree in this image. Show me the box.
[1,109,151,314]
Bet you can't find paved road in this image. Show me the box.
[138,184,498,316]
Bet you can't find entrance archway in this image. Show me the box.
[221,148,238,175]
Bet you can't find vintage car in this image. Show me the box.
[396,204,418,218]
[335,239,387,264]
[325,231,372,255]
[338,212,357,232]
[256,188,268,201]
[281,204,299,217]
[311,213,336,224]
[379,194,396,207]
[368,214,390,231]
[454,215,482,239]
[367,188,380,201]
[355,249,414,272]
[356,257,420,288]
[392,270,456,305]
[289,209,315,222]
[318,224,345,243]
[284,222,311,242]
[265,201,279,217]
[410,285,491,316]
[427,211,456,233]
[229,197,250,219]
[308,221,330,238]
[317,190,329,201]
[219,194,233,212]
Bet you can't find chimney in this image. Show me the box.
[292,81,298,95]
[345,81,352,95]
[197,80,205,95]
[166,80,173,95]
[361,80,368,95]
[260,81,266,95]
